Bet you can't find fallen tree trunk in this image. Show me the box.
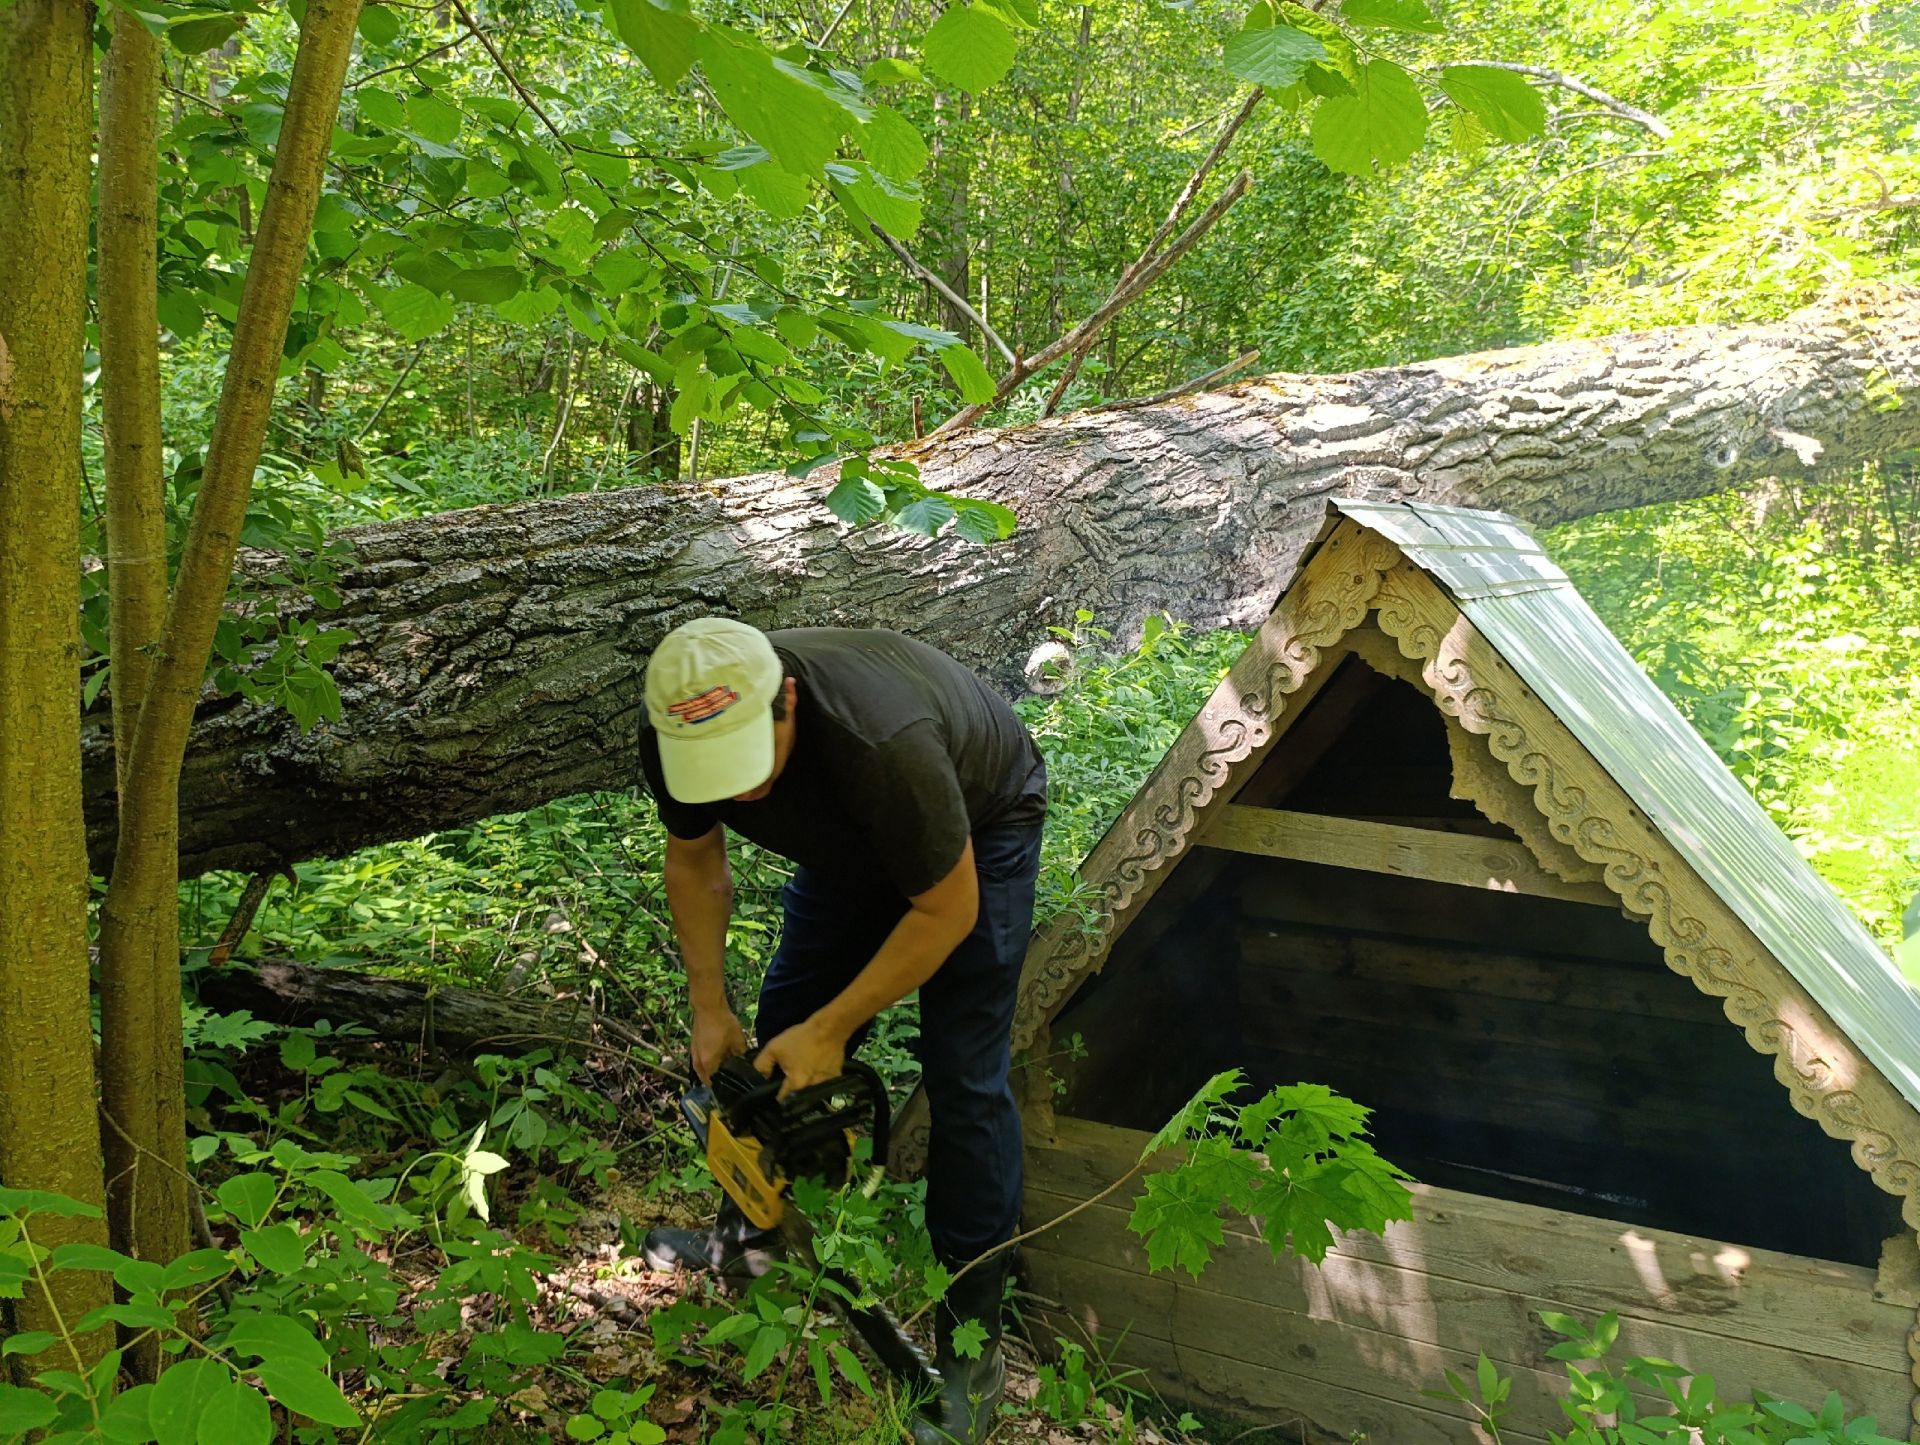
[85,288,1920,877]
[193,958,663,1063]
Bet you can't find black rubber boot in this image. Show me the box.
[640,1198,781,1288]
[912,1252,1009,1445]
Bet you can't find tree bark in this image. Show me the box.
[97,13,175,1337]
[0,0,115,1364]
[194,960,661,1063]
[80,289,1920,880]
[95,0,361,1284]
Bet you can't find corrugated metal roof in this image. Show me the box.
[1334,497,1920,1114]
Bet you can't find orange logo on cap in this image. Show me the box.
[667,686,740,725]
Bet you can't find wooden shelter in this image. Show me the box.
[1002,500,1920,1442]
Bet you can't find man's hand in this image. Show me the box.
[691,1004,748,1083]
[754,1015,848,1098]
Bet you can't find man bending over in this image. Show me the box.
[635,617,1046,1445]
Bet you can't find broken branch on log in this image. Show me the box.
[934,169,1252,436]
[1043,88,1266,418]
[873,224,1016,366]
[1094,349,1260,413]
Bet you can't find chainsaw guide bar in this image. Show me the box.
[677,1056,942,1398]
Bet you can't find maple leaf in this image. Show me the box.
[1140,1069,1244,1160]
[1128,1168,1226,1278]
[1264,1082,1373,1149]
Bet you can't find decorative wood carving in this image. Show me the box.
[1346,622,1606,888]
[1368,558,1920,1249]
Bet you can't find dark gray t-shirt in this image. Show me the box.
[637,628,1047,898]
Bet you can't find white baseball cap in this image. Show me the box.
[644,618,784,803]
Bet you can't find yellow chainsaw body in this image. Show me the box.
[707,1110,788,1231]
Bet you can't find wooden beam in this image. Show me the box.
[1029,1115,1912,1373]
[1198,804,1618,906]
[1021,1191,1914,1428]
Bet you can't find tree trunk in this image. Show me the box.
[0,0,114,1363]
[79,290,1920,880]
[97,13,175,1334]
[194,960,661,1063]
[94,0,362,1284]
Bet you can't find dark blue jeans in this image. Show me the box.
[754,822,1042,1262]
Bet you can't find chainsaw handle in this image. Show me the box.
[713,1054,892,1170]
[786,1059,890,1167]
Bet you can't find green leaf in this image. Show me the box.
[223,1313,329,1371]
[741,1323,787,1379]
[937,343,996,404]
[862,56,922,87]
[48,1242,133,1275]
[306,1171,396,1232]
[405,94,463,147]
[495,285,562,326]
[544,205,598,269]
[97,1382,156,1445]
[253,1362,359,1428]
[1,1332,56,1358]
[1221,24,1326,88]
[827,162,923,239]
[695,27,847,177]
[606,0,700,89]
[0,1188,102,1219]
[896,495,956,536]
[1128,1169,1225,1277]
[1143,1069,1243,1158]
[447,266,523,304]
[729,153,812,221]
[358,88,406,131]
[216,1173,277,1230]
[922,5,1017,94]
[953,498,1017,543]
[981,0,1039,24]
[168,13,245,53]
[196,1380,272,1445]
[73,1300,177,1334]
[0,1384,57,1434]
[374,283,454,342]
[1340,0,1443,32]
[949,1319,988,1360]
[149,1358,231,1445]
[831,1344,875,1399]
[1437,64,1547,143]
[825,476,886,525]
[160,1250,234,1292]
[858,104,929,181]
[157,288,205,339]
[357,4,399,43]
[1310,58,1428,176]
[239,1223,307,1274]
[591,251,646,293]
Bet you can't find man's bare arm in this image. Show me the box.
[663,824,747,1078]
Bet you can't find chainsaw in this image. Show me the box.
[678,1054,941,1396]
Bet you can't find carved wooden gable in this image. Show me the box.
[1008,500,1920,1240]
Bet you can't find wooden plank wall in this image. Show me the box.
[1021,1118,1916,1444]
[1223,856,1905,1263]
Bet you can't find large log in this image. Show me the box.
[86,289,1920,877]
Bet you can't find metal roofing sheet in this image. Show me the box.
[1334,497,1920,1114]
